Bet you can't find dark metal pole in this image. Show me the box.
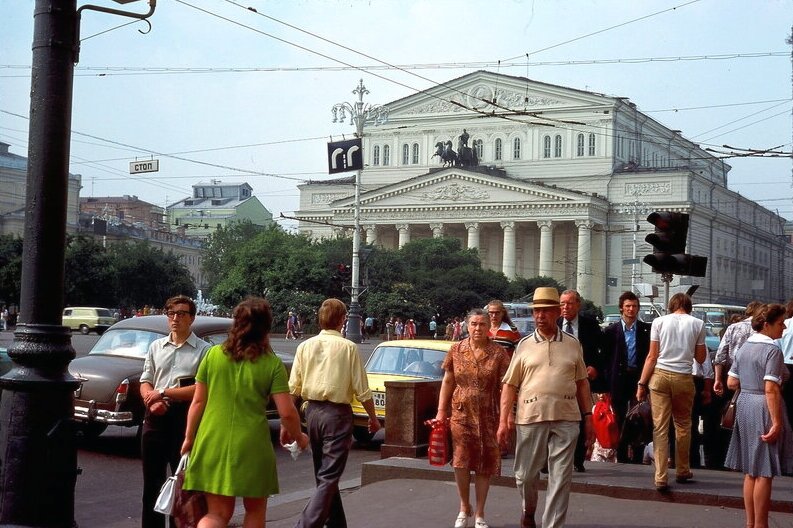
[0,0,80,526]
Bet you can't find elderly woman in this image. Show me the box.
[486,299,522,357]
[725,303,793,528]
[435,309,511,528]
[636,293,706,492]
[181,297,308,527]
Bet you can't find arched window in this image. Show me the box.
[543,135,551,158]
[382,145,390,166]
[412,143,420,164]
[513,137,521,159]
[554,134,562,158]
[474,139,483,160]
[373,145,380,165]
[588,133,596,156]
[402,144,409,165]
[576,134,585,157]
[494,138,502,160]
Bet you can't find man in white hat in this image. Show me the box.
[497,287,594,528]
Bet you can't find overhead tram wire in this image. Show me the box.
[500,0,703,62]
[195,1,789,159]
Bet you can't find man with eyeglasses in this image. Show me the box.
[139,295,210,528]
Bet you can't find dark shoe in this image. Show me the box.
[574,463,586,473]
[676,472,694,483]
[520,511,537,528]
[655,483,670,493]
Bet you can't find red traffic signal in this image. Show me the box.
[645,212,688,254]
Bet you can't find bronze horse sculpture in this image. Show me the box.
[432,141,457,167]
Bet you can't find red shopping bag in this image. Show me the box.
[425,419,451,466]
[592,394,620,449]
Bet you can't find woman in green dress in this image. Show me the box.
[181,297,308,527]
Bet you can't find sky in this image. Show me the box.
[1,0,792,229]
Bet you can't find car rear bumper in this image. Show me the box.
[74,402,134,425]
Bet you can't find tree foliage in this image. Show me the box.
[0,235,23,305]
[64,235,115,307]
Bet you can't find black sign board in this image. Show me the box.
[327,138,363,174]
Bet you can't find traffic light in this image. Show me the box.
[643,212,707,277]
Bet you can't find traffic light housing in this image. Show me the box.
[643,212,707,277]
[336,263,351,279]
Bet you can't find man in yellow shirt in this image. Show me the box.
[289,298,380,528]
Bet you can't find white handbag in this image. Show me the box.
[154,453,189,515]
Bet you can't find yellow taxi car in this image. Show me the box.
[351,339,453,442]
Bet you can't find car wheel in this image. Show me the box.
[352,426,374,444]
[77,422,107,438]
[79,324,90,335]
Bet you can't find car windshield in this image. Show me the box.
[89,329,164,358]
[366,345,447,378]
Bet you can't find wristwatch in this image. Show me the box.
[158,388,165,398]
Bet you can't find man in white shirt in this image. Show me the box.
[139,295,209,528]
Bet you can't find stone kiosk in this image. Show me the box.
[380,379,442,458]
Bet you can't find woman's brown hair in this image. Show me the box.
[224,297,273,362]
[751,303,786,332]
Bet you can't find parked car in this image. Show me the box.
[350,339,453,442]
[512,316,536,337]
[62,307,116,335]
[68,315,293,437]
[600,313,622,328]
[705,325,721,356]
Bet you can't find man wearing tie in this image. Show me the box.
[557,290,603,472]
[602,291,651,463]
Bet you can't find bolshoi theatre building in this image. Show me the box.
[295,71,793,308]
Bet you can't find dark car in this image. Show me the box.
[69,315,293,437]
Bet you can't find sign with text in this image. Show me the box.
[129,159,160,174]
[327,138,362,174]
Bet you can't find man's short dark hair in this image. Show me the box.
[164,295,196,316]
[618,291,640,310]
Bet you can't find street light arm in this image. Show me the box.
[76,0,157,63]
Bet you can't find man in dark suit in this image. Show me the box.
[602,291,651,463]
[558,289,604,472]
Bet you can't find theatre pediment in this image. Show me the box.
[330,169,588,210]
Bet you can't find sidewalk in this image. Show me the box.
[248,458,793,528]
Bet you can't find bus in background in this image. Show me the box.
[691,303,745,335]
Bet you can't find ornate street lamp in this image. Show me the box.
[331,80,387,343]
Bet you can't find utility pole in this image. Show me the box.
[331,80,387,343]
[0,2,155,525]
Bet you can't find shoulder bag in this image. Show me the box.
[720,389,740,430]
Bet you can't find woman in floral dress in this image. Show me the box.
[435,308,510,528]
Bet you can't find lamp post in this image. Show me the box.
[0,2,155,525]
[331,79,387,343]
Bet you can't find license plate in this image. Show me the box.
[373,391,386,409]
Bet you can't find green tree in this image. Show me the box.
[210,226,329,321]
[202,220,266,292]
[108,241,195,308]
[0,235,22,306]
[506,276,566,301]
[64,235,115,307]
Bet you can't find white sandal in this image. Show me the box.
[454,511,470,528]
[475,517,489,528]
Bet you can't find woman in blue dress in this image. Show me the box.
[725,303,793,528]
[182,297,308,527]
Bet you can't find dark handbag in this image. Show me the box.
[720,389,740,430]
[622,400,653,445]
[174,489,207,528]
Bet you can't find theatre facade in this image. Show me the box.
[296,71,793,307]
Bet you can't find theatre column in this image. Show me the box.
[396,223,411,248]
[465,222,480,250]
[575,220,594,300]
[429,223,445,238]
[501,221,516,279]
[537,220,554,277]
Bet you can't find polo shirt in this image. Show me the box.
[502,329,587,424]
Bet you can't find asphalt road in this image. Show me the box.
[0,330,383,527]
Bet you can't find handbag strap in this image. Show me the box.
[176,453,189,474]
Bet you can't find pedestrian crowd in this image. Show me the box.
[134,289,793,528]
